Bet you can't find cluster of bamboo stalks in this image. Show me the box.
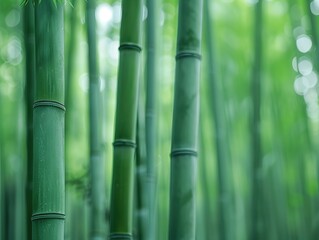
[21,0,203,239]
[3,0,319,239]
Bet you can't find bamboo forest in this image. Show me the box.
[1,0,319,239]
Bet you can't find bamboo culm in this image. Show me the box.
[250,0,263,239]
[33,0,65,239]
[168,0,203,239]
[86,0,106,238]
[23,2,35,240]
[109,0,143,239]
[145,0,159,239]
[203,0,234,239]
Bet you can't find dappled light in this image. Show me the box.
[5,9,20,28]
[296,34,312,53]
[5,37,22,66]
[303,71,318,88]
[294,76,308,95]
[298,57,313,75]
[108,40,119,61]
[304,88,318,104]
[111,2,121,24]
[310,0,319,15]
[292,56,298,72]
[307,101,319,121]
[79,73,89,93]
[96,3,113,33]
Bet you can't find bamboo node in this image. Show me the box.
[31,212,65,221]
[119,42,142,52]
[33,100,66,111]
[175,51,202,60]
[113,139,136,148]
[170,148,198,158]
[109,233,132,239]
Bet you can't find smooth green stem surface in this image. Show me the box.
[250,0,263,240]
[136,113,147,240]
[203,0,234,239]
[168,0,203,239]
[109,0,143,239]
[33,1,65,239]
[24,2,35,240]
[145,0,158,239]
[86,0,106,238]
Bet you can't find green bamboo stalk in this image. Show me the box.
[64,2,81,239]
[145,0,158,239]
[32,0,65,239]
[198,117,214,240]
[65,0,78,110]
[14,100,26,240]
[86,0,106,238]
[109,0,143,239]
[135,110,147,240]
[168,0,203,239]
[304,2,319,238]
[287,1,319,238]
[0,94,7,240]
[23,2,35,240]
[0,95,7,240]
[250,0,263,239]
[203,0,234,239]
[304,0,319,190]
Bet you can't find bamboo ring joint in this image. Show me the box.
[31,212,65,221]
[170,148,198,158]
[175,51,202,60]
[109,233,132,239]
[113,139,136,148]
[33,100,66,111]
[119,42,142,52]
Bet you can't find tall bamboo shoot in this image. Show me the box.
[168,0,203,239]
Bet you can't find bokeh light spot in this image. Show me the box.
[298,57,313,75]
[296,34,312,53]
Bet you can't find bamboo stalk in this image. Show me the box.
[32,0,65,239]
[65,0,78,107]
[203,0,234,239]
[64,1,81,239]
[198,116,214,239]
[86,0,106,238]
[168,0,203,239]
[250,0,263,239]
[135,111,147,240]
[14,100,26,240]
[109,0,143,239]
[145,0,159,238]
[303,2,319,238]
[23,2,35,240]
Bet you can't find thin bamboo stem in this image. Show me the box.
[203,0,234,239]
[145,0,159,239]
[109,0,143,239]
[23,2,35,240]
[250,0,263,239]
[86,0,106,238]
